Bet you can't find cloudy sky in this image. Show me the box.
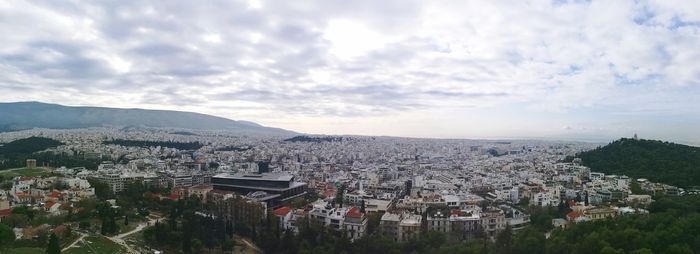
[1,0,699,143]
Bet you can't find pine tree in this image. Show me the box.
[46,233,60,254]
[336,186,345,208]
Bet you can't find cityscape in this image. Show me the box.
[1,1,700,254]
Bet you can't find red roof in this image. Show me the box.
[52,225,66,234]
[45,201,57,208]
[48,192,62,199]
[323,189,336,199]
[272,206,292,217]
[345,207,363,218]
[567,211,584,221]
[0,209,11,217]
[167,194,179,201]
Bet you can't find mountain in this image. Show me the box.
[0,101,296,136]
[571,138,700,187]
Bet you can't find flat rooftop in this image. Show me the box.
[213,172,294,182]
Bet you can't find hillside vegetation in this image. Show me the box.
[572,138,700,187]
[0,136,104,170]
[0,137,62,156]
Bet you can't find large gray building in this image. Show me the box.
[211,173,307,207]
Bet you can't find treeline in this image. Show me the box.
[284,135,345,143]
[569,138,700,187]
[104,139,203,150]
[216,145,252,152]
[170,131,198,136]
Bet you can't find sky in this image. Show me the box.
[1,0,699,144]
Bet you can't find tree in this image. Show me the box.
[0,224,14,250]
[495,225,513,254]
[222,239,236,252]
[192,239,203,253]
[0,181,12,191]
[336,186,345,208]
[46,233,60,254]
[424,230,446,249]
[88,178,113,199]
[367,212,383,235]
[79,221,91,230]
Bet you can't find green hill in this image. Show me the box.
[0,136,63,156]
[573,138,700,187]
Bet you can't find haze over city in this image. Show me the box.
[1,0,700,143]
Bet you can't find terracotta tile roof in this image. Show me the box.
[567,211,584,221]
[48,192,62,199]
[345,206,363,218]
[0,208,11,217]
[52,225,66,234]
[272,206,292,217]
[45,201,57,208]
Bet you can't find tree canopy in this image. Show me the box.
[570,138,700,187]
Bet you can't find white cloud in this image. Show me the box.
[0,0,699,142]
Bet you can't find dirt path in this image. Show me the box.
[108,215,162,254]
[236,236,263,253]
[61,232,87,251]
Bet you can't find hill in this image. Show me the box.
[0,136,63,156]
[0,101,296,136]
[572,138,700,187]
